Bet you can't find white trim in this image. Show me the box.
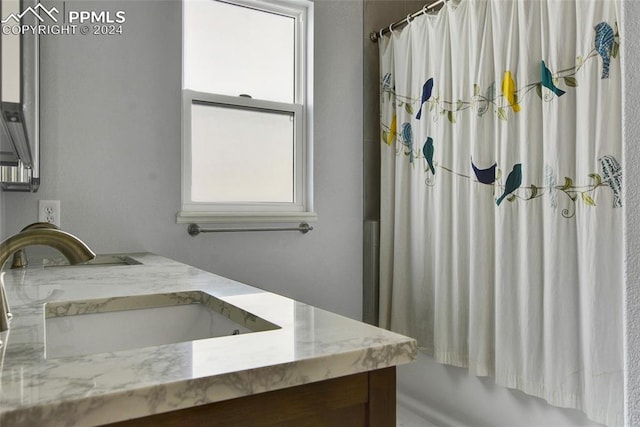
[303,0,313,213]
[180,0,314,225]
[176,210,318,224]
[182,93,305,211]
[182,200,305,213]
[220,0,311,22]
[185,91,302,114]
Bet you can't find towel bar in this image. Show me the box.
[188,223,313,236]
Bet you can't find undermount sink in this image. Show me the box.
[44,291,280,359]
[43,254,142,267]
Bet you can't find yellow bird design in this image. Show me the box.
[387,113,397,145]
[502,71,521,113]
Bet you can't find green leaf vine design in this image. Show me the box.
[400,149,609,218]
[380,23,620,124]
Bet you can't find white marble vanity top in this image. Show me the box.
[0,253,416,426]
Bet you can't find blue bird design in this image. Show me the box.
[599,155,622,208]
[423,137,435,175]
[471,159,497,184]
[401,122,414,163]
[415,78,434,120]
[382,72,392,91]
[541,61,565,97]
[594,22,615,79]
[496,163,522,206]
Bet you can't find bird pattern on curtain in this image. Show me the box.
[381,20,621,217]
[378,1,623,426]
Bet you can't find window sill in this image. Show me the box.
[176,211,318,224]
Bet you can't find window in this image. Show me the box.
[179,0,315,224]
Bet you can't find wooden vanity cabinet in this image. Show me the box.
[106,367,396,427]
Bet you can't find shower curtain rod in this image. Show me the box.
[369,0,447,42]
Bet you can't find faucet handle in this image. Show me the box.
[10,250,28,269]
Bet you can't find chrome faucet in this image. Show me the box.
[0,229,96,341]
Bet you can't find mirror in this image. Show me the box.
[0,0,40,192]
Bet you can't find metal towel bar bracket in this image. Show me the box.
[188,223,313,236]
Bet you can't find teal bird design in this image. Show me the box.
[422,137,435,175]
[541,61,565,97]
[496,163,522,206]
[415,78,434,120]
[594,22,615,79]
[471,159,497,184]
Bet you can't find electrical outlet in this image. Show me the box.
[38,200,61,227]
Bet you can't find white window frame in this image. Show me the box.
[178,0,315,224]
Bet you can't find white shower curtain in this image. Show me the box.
[378,1,622,425]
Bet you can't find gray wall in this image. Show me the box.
[622,1,640,425]
[1,0,364,320]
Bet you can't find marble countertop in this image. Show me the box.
[0,253,416,426]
